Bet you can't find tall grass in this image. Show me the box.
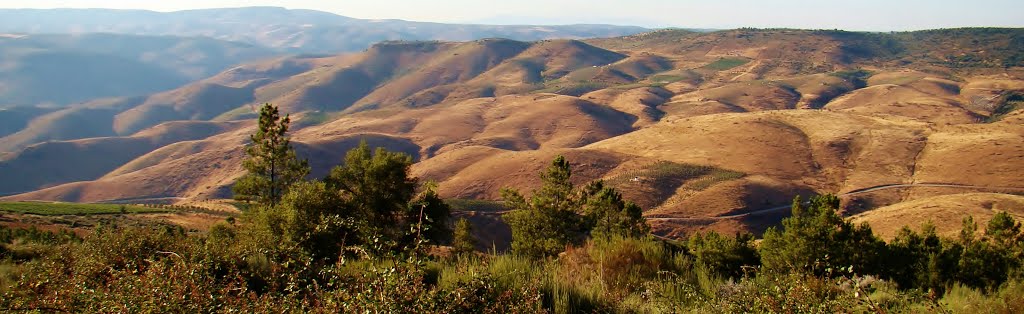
[940,280,1024,313]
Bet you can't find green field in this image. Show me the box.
[702,57,750,71]
[0,202,170,216]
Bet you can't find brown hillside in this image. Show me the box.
[0,97,141,153]
[414,148,629,200]
[113,83,255,135]
[825,84,980,124]
[4,93,635,203]
[913,122,1024,188]
[851,193,1024,240]
[295,94,636,158]
[349,39,532,111]
[0,120,244,197]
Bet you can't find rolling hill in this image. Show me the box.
[3,27,1023,240]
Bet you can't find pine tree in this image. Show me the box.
[503,155,588,258]
[583,181,649,240]
[233,103,309,206]
[452,218,477,255]
[759,194,884,276]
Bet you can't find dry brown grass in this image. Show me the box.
[851,193,1024,240]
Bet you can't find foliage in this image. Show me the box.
[829,68,873,88]
[451,218,476,255]
[760,194,886,276]
[407,182,452,245]
[582,181,649,240]
[503,156,589,259]
[687,231,759,279]
[503,156,648,259]
[987,92,1023,122]
[325,140,417,240]
[5,194,1024,312]
[233,103,310,206]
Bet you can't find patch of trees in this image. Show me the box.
[502,155,648,258]
[232,103,451,262]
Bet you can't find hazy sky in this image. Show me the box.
[0,0,1021,31]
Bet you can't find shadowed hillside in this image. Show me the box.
[0,121,246,197]
[0,33,276,107]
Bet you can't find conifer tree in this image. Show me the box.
[759,194,884,276]
[233,103,310,206]
[452,218,477,255]
[583,181,649,240]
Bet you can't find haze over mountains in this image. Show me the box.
[0,7,1022,238]
[0,7,649,53]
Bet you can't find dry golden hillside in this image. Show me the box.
[851,193,1024,240]
[4,28,1024,239]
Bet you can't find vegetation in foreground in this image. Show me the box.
[1,104,1022,313]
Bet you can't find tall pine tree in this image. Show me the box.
[503,156,588,258]
[233,103,310,206]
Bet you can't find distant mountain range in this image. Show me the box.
[0,7,649,53]
[0,7,649,108]
[0,33,276,108]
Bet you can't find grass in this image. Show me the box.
[605,161,742,188]
[604,161,745,209]
[0,202,170,216]
[535,81,612,96]
[870,74,921,86]
[702,58,750,71]
[649,74,688,83]
[648,69,703,84]
[292,110,341,128]
[987,92,1023,123]
[939,280,1024,312]
[212,105,258,121]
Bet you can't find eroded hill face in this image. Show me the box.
[3,28,1024,239]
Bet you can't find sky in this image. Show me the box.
[0,0,1021,31]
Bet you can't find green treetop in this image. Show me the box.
[233,103,310,206]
